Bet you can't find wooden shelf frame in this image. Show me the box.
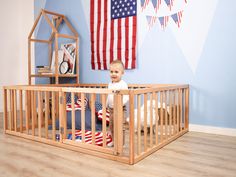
[28,9,79,84]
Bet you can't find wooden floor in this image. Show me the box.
[0,114,236,177]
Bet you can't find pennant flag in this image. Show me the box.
[151,0,158,8]
[146,16,157,28]
[154,0,162,12]
[158,16,169,29]
[171,11,183,27]
[164,0,174,10]
[90,0,137,70]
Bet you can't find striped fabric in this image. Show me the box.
[67,130,113,147]
[66,97,88,111]
[97,109,110,124]
[90,0,137,70]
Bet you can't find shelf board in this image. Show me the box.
[31,74,78,78]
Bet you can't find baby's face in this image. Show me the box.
[110,64,124,83]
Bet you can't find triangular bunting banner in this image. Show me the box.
[145,10,183,30]
[141,0,187,30]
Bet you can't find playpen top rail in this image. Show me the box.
[3,84,189,94]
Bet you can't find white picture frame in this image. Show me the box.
[61,43,76,74]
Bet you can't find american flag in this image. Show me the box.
[66,97,88,111]
[97,108,110,124]
[67,130,113,147]
[90,0,137,70]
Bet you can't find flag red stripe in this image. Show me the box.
[90,0,95,69]
[125,18,129,69]
[96,0,102,70]
[131,16,137,69]
[102,0,108,69]
[117,19,122,60]
[110,19,114,64]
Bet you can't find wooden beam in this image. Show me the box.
[57,33,77,40]
[28,10,42,39]
[42,9,65,18]
[29,39,50,43]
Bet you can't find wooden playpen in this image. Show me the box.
[3,84,189,164]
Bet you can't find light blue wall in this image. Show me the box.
[34,0,236,129]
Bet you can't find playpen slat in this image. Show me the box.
[169,91,173,136]
[137,94,141,155]
[90,93,96,145]
[44,92,49,139]
[52,92,56,140]
[71,92,75,141]
[81,93,85,143]
[101,94,107,147]
[19,90,23,133]
[59,91,64,142]
[31,91,36,136]
[177,90,180,133]
[10,90,14,131]
[63,92,67,139]
[173,91,177,134]
[160,91,164,142]
[179,89,183,132]
[25,91,29,134]
[165,91,168,139]
[143,93,147,152]
[13,90,17,132]
[149,93,153,148]
[155,92,159,145]
[37,92,43,137]
[3,89,8,132]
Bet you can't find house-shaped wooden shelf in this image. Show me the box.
[28,9,79,84]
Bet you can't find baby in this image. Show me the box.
[107,60,129,146]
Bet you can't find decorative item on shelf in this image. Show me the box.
[59,61,70,74]
[50,43,76,75]
[36,65,53,75]
[61,43,76,74]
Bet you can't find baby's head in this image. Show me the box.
[109,60,125,83]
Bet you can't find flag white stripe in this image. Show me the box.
[128,17,133,69]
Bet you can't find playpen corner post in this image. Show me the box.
[3,87,8,133]
[129,91,135,165]
[113,91,123,155]
[184,86,189,130]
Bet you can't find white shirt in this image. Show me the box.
[107,80,129,108]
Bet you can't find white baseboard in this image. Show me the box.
[189,124,236,137]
